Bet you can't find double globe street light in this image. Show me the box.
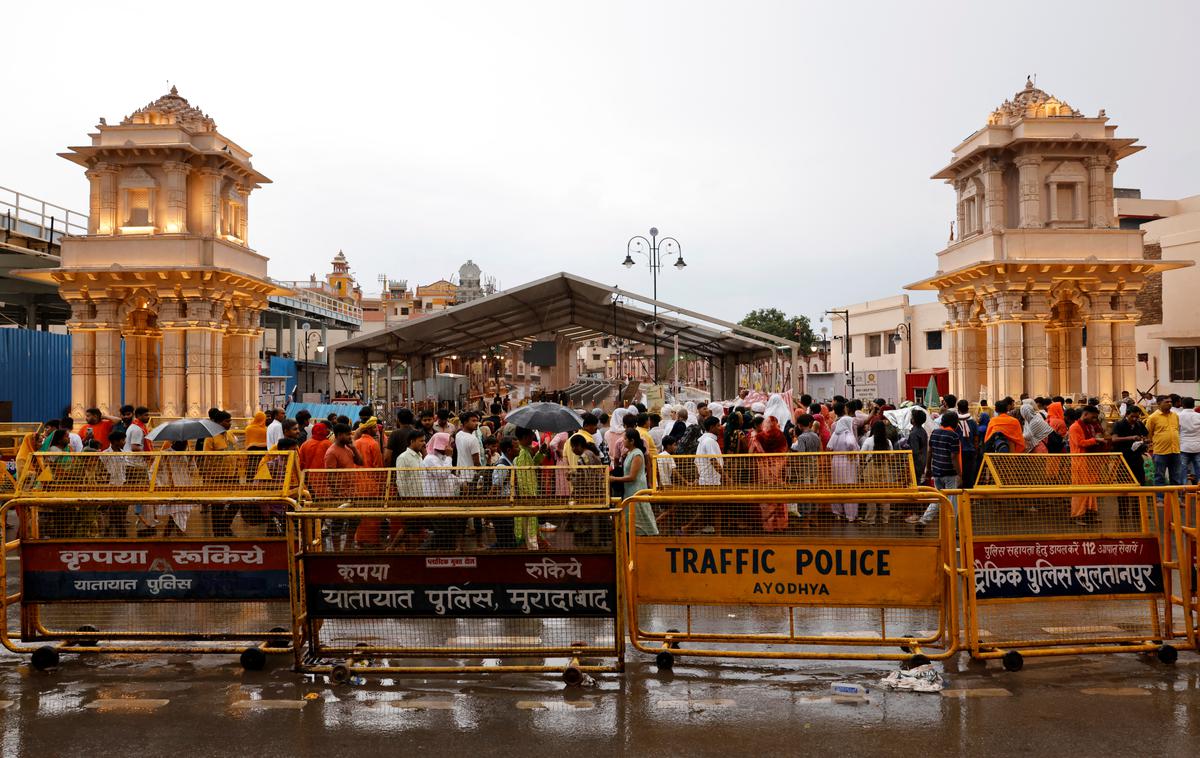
[622,227,686,381]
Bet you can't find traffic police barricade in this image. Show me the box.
[0,450,300,671]
[290,463,622,683]
[961,453,1193,671]
[625,451,959,670]
[1163,487,1199,652]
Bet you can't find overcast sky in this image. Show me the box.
[5,1,1199,327]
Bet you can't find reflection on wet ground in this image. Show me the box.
[0,642,1197,757]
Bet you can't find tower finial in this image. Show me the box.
[170,84,178,96]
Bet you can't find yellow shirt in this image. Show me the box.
[563,429,594,469]
[1146,410,1180,455]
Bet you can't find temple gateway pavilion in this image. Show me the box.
[20,88,281,419]
[907,79,1191,403]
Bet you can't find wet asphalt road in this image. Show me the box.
[0,647,1197,757]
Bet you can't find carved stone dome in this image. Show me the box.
[987,78,1082,126]
[122,86,217,132]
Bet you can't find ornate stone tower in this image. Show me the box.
[455,259,484,303]
[908,79,1188,402]
[46,88,278,419]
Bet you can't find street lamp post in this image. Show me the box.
[822,309,853,398]
[891,322,912,402]
[300,322,325,396]
[623,227,686,382]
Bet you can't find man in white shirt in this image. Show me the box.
[1179,397,1200,483]
[695,416,723,486]
[454,412,483,467]
[266,408,285,449]
[63,417,84,452]
[123,407,151,452]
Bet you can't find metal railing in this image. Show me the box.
[270,280,364,325]
[0,186,88,245]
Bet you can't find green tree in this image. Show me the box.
[739,308,815,354]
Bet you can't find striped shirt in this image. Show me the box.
[929,428,960,478]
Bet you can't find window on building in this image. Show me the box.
[885,333,897,354]
[124,188,152,226]
[867,334,882,357]
[1170,347,1199,383]
[925,330,943,351]
[400,307,409,315]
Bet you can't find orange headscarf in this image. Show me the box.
[15,431,39,477]
[244,411,268,448]
[1046,402,1067,436]
[984,412,1026,453]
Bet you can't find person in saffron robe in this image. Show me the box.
[1068,405,1108,522]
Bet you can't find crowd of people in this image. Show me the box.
[10,386,1197,545]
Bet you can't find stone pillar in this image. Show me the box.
[125,333,143,407]
[161,161,191,234]
[235,184,249,243]
[1085,156,1111,228]
[1014,156,1043,228]
[983,322,1001,401]
[67,300,96,421]
[185,327,209,417]
[1084,293,1116,402]
[89,299,123,417]
[1022,293,1051,398]
[84,169,102,235]
[1045,328,1063,397]
[211,330,225,411]
[1112,317,1137,399]
[982,292,1025,400]
[981,158,1005,231]
[1065,326,1084,398]
[197,169,223,237]
[159,299,186,418]
[89,162,119,235]
[145,331,161,413]
[954,180,967,241]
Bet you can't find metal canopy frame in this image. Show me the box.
[327,272,799,368]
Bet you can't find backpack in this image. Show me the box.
[983,432,1010,455]
[1044,430,1064,454]
[676,424,704,456]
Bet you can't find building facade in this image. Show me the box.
[907,79,1189,403]
[820,295,948,402]
[35,88,277,419]
[1115,192,1200,396]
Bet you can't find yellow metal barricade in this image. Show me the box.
[0,423,40,458]
[1,450,300,671]
[1167,490,1199,648]
[624,451,958,669]
[290,465,623,683]
[658,450,917,495]
[960,453,1192,670]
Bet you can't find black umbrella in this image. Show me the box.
[503,402,584,434]
[146,418,227,443]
